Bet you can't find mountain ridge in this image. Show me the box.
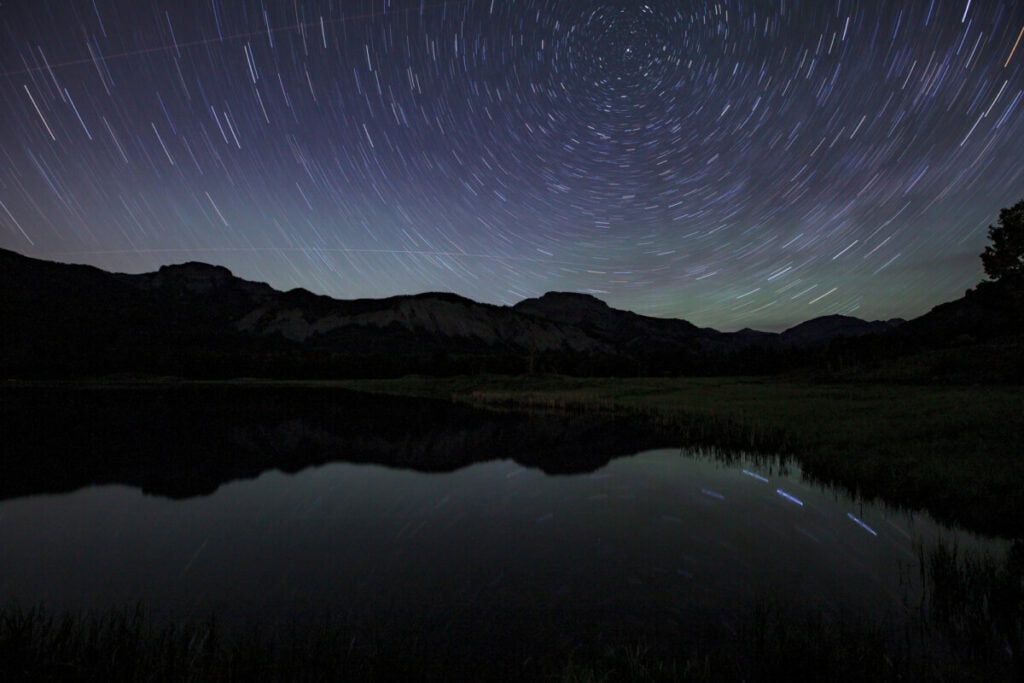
[4,247,1017,379]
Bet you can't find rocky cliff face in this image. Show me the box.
[235,294,610,353]
[514,292,714,354]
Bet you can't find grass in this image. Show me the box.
[0,604,972,682]
[328,375,1024,539]
[4,536,1020,682]
[922,538,1024,672]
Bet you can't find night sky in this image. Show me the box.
[1,1,1022,331]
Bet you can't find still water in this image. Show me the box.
[0,445,1001,653]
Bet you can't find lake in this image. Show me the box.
[0,385,1014,675]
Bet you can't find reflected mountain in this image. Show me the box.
[1,384,683,500]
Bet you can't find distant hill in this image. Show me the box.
[824,278,1024,382]
[2,247,1017,379]
[778,315,904,348]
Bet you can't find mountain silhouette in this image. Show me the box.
[3,247,1016,379]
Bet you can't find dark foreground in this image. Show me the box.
[3,545,1022,683]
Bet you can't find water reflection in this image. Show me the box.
[0,386,1015,671]
[0,451,1004,651]
[1,385,683,499]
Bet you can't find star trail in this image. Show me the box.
[1,0,1022,330]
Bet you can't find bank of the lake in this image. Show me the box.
[330,375,1024,540]
[5,375,1021,537]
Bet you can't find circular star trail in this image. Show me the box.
[1,1,1022,330]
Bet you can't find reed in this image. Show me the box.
[336,375,1024,538]
[5,554,1019,683]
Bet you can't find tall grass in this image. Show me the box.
[920,539,1024,680]
[335,375,1024,538]
[0,604,441,682]
[461,388,798,461]
[4,545,1019,683]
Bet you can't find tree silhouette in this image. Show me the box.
[980,200,1024,282]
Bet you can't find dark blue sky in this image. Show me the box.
[2,1,1022,330]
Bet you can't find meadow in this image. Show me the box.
[335,375,1024,539]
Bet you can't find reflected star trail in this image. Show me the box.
[1,1,1022,330]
